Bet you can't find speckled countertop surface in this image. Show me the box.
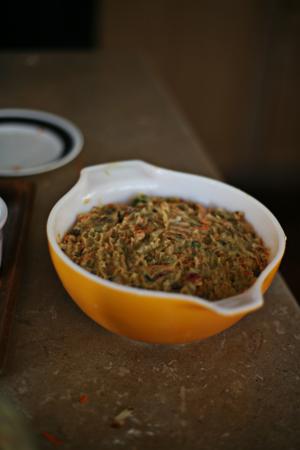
[0,53,299,450]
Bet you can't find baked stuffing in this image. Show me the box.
[60,195,269,301]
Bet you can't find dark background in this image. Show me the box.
[0,0,299,299]
[0,1,99,49]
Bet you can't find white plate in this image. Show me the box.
[0,109,83,176]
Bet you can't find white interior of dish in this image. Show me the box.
[0,197,8,268]
[47,160,286,316]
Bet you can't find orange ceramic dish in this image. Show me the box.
[47,161,286,344]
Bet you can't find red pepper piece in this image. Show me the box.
[79,394,89,404]
[42,431,64,446]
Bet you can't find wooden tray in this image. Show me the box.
[0,180,35,373]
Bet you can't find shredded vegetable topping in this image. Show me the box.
[60,195,269,301]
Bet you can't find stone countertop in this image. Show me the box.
[0,52,299,450]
